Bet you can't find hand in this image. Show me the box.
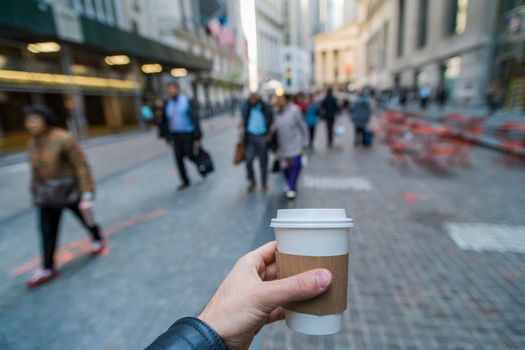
[78,192,94,210]
[193,140,202,148]
[198,241,332,350]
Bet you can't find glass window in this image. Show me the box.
[501,0,525,15]
[0,43,25,71]
[397,0,406,57]
[417,0,429,48]
[448,0,469,35]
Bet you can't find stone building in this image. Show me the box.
[315,0,524,108]
[255,0,286,86]
[314,23,361,89]
[0,0,245,156]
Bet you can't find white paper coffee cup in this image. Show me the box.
[271,208,353,335]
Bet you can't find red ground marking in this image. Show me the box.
[403,193,421,202]
[11,209,166,276]
[124,177,139,186]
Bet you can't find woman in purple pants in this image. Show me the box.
[273,94,309,200]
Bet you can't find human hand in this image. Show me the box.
[198,241,332,350]
[193,139,202,149]
[79,192,94,210]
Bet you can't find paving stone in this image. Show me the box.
[0,115,524,349]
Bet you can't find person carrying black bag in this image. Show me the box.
[23,105,105,289]
[160,82,207,191]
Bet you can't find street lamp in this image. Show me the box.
[170,68,188,77]
[27,42,61,53]
[141,64,163,74]
[104,55,130,65]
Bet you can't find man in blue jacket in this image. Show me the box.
[160,82,203,191]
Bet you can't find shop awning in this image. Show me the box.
[0,0,212,71]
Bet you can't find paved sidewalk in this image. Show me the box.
[0,115,524,349]
[260,119,525,349]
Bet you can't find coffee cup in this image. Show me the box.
[271,208,353,335]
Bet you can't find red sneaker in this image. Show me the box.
[90,239,107,256]
[26,269,58,289]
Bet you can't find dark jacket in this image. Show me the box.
[159,96,202,140]
[241,100,273,136]
[350,96,372,128]
[320,95,339,119]
[146,317,227,350]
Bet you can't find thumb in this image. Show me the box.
[260,269,332,309]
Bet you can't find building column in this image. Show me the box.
[130,58,142,126]
[60,44,87,139]
[326,50,335,87]
[315,50,324,88]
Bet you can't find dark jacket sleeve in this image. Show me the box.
[189,101,202,140]
[263,103,274,132]
[241,102,250,130]
[145,317,227,350]
[159,101,169,140]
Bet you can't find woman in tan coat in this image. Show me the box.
[23,105,105,288]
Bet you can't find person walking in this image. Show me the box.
[23,105,105,289]
[435,86,448,109]
[140,99,154,130]
[304,95,318,148]
[319,87,339,148]
[241,93,274,192]
[350,91,372,147]
[274,94,309,200]
[160,82,203,191]
[419,85,432,110]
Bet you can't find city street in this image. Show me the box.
[1,114,524,349]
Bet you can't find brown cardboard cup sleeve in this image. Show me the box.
[275,251,349,315]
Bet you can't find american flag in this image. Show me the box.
[207,15,236,50]
[208,17,222,39]
[218,26,236,49]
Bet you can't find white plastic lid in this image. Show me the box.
[271,209,353,228]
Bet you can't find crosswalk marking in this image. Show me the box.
[446,223,525,254]
[303,175,373,191]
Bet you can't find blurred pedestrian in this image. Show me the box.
[241,93,274,192]
[140,99,154,130]
[23,105,105,289]
[436,86,448,109]
[419,85,432,110]
[399,87,408,107]
[159,82,203,191]
[274,94,308,200]
[319,87,339,148]
[153,98,164,137]
[304,95,318,148]
[486,83,503,115]
[294,92,307,114]
[350,90,372,147]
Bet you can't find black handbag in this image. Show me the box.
[194,147,214,175]
[32,178,80,208]
[271,158,281,173]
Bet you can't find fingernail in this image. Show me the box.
[315,269,331,290]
